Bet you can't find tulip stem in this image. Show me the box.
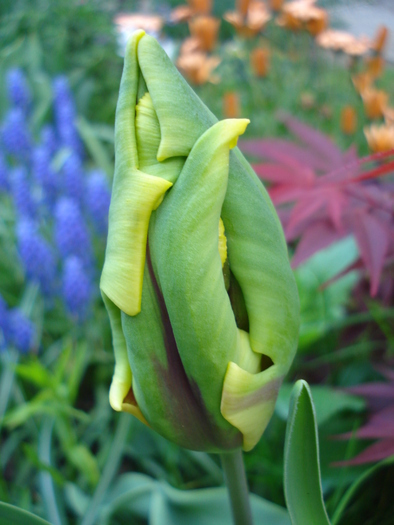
[220,449,254,525]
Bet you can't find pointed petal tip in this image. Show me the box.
[125,29,146,53]
[109,376,131,412]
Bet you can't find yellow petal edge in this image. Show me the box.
[221,361,284,451]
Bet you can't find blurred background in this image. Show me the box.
[0,1,393,524]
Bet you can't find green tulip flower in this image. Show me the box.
[100,30,299,453]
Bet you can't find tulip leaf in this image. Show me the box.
[0,502,52,525]
[284,380,331,525]
[99,472,290,525]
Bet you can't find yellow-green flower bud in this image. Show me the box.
[100,30,299,453]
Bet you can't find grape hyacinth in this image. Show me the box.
[0,295,9,348]
[16,218,56,296]
[7,308,35,353]
[1,107,31,161]
[53,76,83,158]
[62,152,84,203]
[10,166,36,219]
[85,170,111,234]
[62,256,91,319]
[0,65,108,332]
[6,68,31,113]
[55,197,92,264]
[40,125,58,158]
[0,152,8,191]
[32,145,58,209]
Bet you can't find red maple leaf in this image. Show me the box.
[332,366,394,466]
[240,116,394,297]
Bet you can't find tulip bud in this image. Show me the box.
[101,30,299,452]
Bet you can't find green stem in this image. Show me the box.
[220,449,254,525]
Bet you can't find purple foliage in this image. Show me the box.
[85,170,110,233]
[62,256,91,319]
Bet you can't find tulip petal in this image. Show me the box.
[135,93,185,183]
[221,362,284,451]
[137,35,216,160]
[223,149,299,367]
[102,292,148,425]
[150,118,250,438]
[101,169,172,316]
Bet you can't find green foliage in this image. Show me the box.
[0,502,52,525]
[284,380,331,525]
[0,0,122,124]
[0,1,393,523]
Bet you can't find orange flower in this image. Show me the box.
[269,0,284,12]
[364,124,394,153]
[224,1,271,38]
[361,88,389,119]
[177,51,220,85]
[189,15,220,52]
[170,5,194,23]
[305,9,328,36]
[223,92,240,118]
[352,71,373,95]
[383,107,394,126]
[276,12,302,31]
[188,0,212,15]
[372,25,388,53]
[341,106,357,135]
[114,13,163,34]
[237,0,252,18]
[317,29,370,56]
[250,47,270,77]
[277,0,327,35]
[365,55,385,78]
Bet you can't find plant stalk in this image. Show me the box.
[220,449,254,525]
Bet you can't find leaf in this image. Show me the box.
[100,473,290,525]
[0,502,52,525]
[241,138,326,173]
[352,212,389,296]
[75,116,113,177]
[154,483,291,525]
[277,384,364,426]
[335,406,394,440]
[331,456,394,525]
[279,113,342,169]
[284,380,331,525]
[291,221,346,268]
[332,439,394,466]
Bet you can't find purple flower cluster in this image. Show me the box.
[0,68,112,346]
[16,219,56,296]
[0,294,35,354]
[6,68,31,112]
[53,76,83,158]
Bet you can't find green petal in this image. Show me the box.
[221,362,285,452]
[101,292,148,425]
[150,118,250,435]
[101,168,172,316]
[137,35,216,160]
